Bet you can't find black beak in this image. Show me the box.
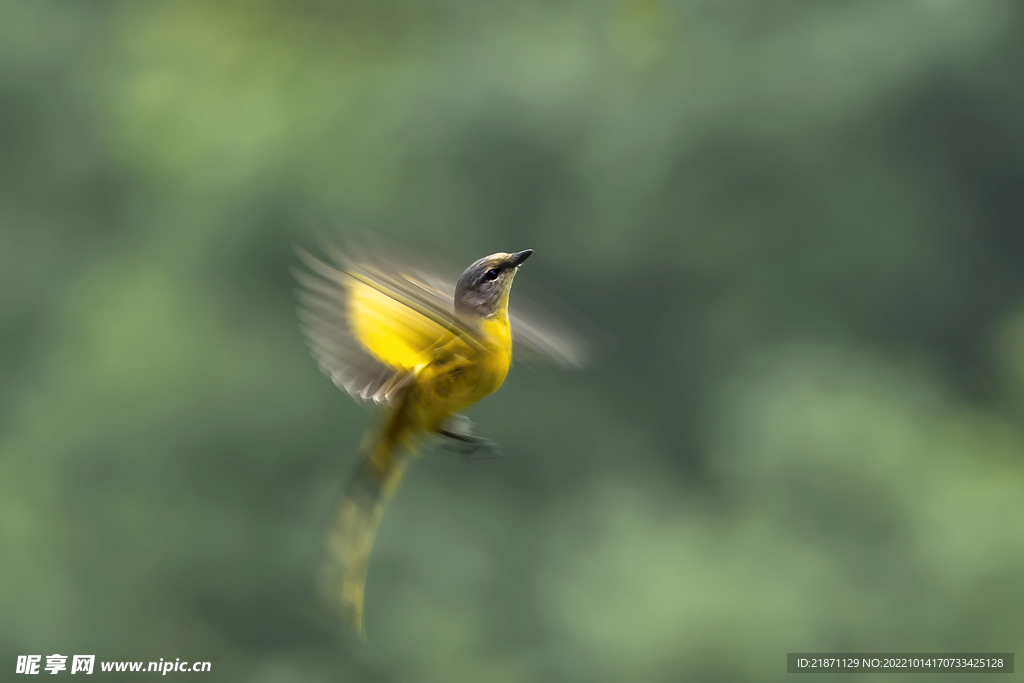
[511,249,533,267]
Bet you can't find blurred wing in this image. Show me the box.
[346,275,447,370]
[508,301,593,368]
[296,234,596,405]
[337,234,596,368]
[294,246,466,405]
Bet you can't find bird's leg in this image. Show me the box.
[434,413,503,462]
[436,429,503,462]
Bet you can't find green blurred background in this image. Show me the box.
[2,1,1023,680]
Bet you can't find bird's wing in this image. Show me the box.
[294,245,486,406]
[295,236,596,405]
[320,235,595,369]
[507,296,594,369]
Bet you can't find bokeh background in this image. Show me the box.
[2,1,1024,681]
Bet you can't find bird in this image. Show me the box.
[293,236,589,638]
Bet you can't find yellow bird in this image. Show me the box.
[294,238,588,638]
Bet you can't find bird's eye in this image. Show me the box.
[483,268,500,282]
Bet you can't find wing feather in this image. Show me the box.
[294,249,408,406]
[294,237,597,408]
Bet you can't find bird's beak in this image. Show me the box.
[511,249,534,267]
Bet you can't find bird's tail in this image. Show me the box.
[317,410,411,639]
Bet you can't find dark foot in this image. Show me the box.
[437,429,503,462]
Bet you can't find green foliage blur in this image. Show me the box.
[2,1,1023,680]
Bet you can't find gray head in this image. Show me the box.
[454,249,533,319]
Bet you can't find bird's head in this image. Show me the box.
[454,249,533,319]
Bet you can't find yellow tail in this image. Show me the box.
[318,407,412,639]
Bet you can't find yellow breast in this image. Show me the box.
[476,315,514,392]
[409,314,514,433]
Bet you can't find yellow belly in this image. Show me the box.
[409,316,513,433]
